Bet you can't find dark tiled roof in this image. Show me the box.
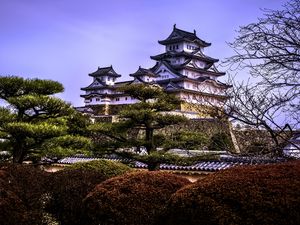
[80,92,124,98]
[283,132,300,159]
[150,61,184,77]
[158,25,211,47]
[165,88,229,100]
[56,154,286,172]
[155,76,230,89]
[164,81,183,90]
[130,66,159,78]
[89,66,121,77]
[150,51,218,63]
[173,63,226,77]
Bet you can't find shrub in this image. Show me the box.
[208,132,233,151]
[0,164,49,209]
[83,171,191,225]
[163,161,300,225]
[0,165,50,225]
[164,131,209,150]
[67,159,132,176]
[0,187,30,225]
[47,160,131,225]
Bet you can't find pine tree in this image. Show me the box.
[90,83,187,170]
[0,76,91,163]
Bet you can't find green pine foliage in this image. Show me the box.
[67,159,132,177]
[208,132,234,151]
[0,76,92,163]
[90,83,187,154]
[163,131,209,150]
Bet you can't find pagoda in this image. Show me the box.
[79,25,230,118]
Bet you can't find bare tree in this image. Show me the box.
[225,0,300,124]
[201,0,300,156]
[194,77,293,156]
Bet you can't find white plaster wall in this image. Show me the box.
[183,42,198,52]
[111,96,139,105]
[166,43,184,52]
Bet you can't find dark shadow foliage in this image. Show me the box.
[208,132,233,151]
[0,164,50,225]
[46,160,131,225]
[162,160,300,225]
[83,171,191,225]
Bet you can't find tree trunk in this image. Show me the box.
[147,162,160,171]
[145,127,154,154]
[12,141,26,164]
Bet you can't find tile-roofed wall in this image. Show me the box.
[55,154,286,172]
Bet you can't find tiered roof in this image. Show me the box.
[158,24,211,47]
[89,65,121,77]
[80,25,231,107]
[150,50,219,63]
[129,66,159,78]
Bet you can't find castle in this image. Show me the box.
[78,25,230,119]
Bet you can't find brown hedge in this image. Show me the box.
[162,160,300,225]
[0,164,49,209]
[83,171,191,225]
[0,165,49,225]
[46,161,131,225]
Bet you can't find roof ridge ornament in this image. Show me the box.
[173,23,176,30]
[194,29,196,35]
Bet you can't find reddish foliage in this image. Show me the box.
[0,187,30,225]
[46,169,110,225]
[163,160,300,225]
[0,164,49,209]
[83,171,191,225]
[0,165,49,225]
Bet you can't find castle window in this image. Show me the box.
[176,45,178,49]
[125,97,128,100]
[115,97,120,101]
[96,98,100,101]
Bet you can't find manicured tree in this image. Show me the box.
[46,160,132,225]
[90,83,187,169]
[0,76,92,163]
[208,132,234,151]
[83,171,191,225]
[163,131,209,150]
[163,161,300,225]
[118,84,187,152]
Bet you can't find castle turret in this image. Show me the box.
[79,26,231,118]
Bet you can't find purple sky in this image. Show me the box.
[0,0,286,106]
